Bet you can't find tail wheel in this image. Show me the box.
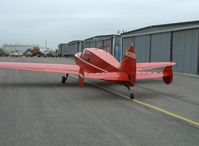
[125,85,135,99]
[130,93,134,99]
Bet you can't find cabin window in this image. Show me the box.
[81,51,90,62]
[86,52,90,62]
[81,51,85,59]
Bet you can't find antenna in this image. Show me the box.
[45,40,47,50]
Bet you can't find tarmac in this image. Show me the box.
[0,57,198,146]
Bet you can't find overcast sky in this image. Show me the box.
[0,0,198,48]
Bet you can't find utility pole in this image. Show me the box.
[45,40,47,50]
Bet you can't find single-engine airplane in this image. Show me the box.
[0,46,175,99]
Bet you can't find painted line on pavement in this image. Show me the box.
[70,75,199,127]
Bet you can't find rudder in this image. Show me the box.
[120,46,136,86]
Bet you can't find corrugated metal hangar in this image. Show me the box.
[58,20,199,75]
[122,20,199,74]
[59,35,122,61]
[58,40,81,57]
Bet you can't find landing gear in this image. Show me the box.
[62,76,66,83]
[125,85,135,99]
[61,74,69,84]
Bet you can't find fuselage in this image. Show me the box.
[74,48,136,87]
[74,48,120,73]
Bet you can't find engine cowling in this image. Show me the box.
[163,66,173,84]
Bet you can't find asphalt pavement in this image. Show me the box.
[0,57,198,146]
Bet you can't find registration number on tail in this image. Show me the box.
[125,52,136,59]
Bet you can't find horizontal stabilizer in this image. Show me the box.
[137,62,176,71]
[85,72,129,81]
[136,71,163,79]
[137,66,174,84]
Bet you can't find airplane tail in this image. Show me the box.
[120,45,136,86]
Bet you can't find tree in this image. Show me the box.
[0,48,6,56]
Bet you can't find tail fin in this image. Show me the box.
[120,46,136,86]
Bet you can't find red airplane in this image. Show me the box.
[0,46,175,99]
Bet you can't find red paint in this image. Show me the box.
[0,46,176,89]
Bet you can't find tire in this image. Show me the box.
[130,93,134,99]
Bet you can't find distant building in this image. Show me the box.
[2,44,40,54]
[58,43,67,57]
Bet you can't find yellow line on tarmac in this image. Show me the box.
[70,75,199,127]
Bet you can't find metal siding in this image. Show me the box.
[122,21,199,36]
[96,41,103,48]
[103,39,112,46]
[71,43,77,53]
[84,42,90,48]
[103,39,112,54]
[69,45,75,54]
[81,42,84,50]
[62,44,68,55]
[75,43,78,52]
[122,37,135,56]
[151,32,171,61]
[172,29,199,74]
[62,43,78,55]
[77,42,81,52]
[90,41,96,48]
[135,35,150,62]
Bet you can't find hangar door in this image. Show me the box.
[62,45,68,55]
[90,41,96,48]
[96,41,103,48]
[72,43,78,53]
[103,39,112,54]
[135,35,150,62]
[151,32,171,62]
[172,29,199,74]
[84,42,90,48]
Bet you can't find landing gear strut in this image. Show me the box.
[61,74,69,84]
[125,85,135,99]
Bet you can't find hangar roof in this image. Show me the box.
[122,20,199,37]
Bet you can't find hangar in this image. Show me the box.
[58,43,67,57]
[58,40,81,57]
[122,20,199,74]
[66,40,82,56]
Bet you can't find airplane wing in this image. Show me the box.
[85,72,129,81]
[137,62,176,71]
[0,62,80,74]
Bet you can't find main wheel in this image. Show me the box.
[62,76,66,84]
[130,93,134,99]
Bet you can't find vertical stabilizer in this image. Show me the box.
[120,46,136,86]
